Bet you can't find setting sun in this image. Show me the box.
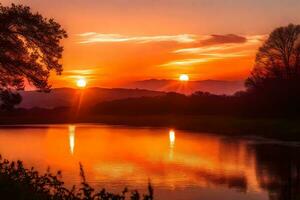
[76,78,87,88]
[179,74,189,81]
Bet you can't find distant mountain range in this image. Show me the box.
[19,87,165,109]
[125,79,245,95]
[18,80,245,108]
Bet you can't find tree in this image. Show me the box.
[0,4,67,109]
[246,24,300,91]
[245,24,300,116]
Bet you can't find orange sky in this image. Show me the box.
[4,0,300,88]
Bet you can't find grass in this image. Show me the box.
[0,155,153,200]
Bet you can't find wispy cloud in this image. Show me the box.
[200,34,247,46]
[246,34,268,43]
[174,45,233,54]
[78,33,197,44]
[174,35,266,55]
[161,58,213,66]
[76,33,266,71]
[161,35,265,67]
[161,53,247,67]
[163,35,266,67]
[62,69,99,80]
[162,51,252,67]
[63,69,96,75]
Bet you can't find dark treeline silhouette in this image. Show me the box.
[92,92,243,116]
[0,156,153,200]
[91,90,297,117]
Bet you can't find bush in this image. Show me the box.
[0,155,153,200]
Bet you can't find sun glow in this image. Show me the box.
[76,78,87,88]
[179,74,189,81]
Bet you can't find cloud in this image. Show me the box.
[75,32,266,72]
[173,35,265,56]
[63,69,96,75]
[161,52,248,67]
[62,69,99,80]
[173,45,235,54]
[78,33,197,44]
[173,43,256,55]
[162,35,267,67]
[200,34,247,46]
[161,58,213,66]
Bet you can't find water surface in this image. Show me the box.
[0,124,299,200]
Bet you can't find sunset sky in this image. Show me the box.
[4,0,300,88]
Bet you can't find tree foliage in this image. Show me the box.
[244,24,300,115]
[246,24,300,92]
[0,4,67,109]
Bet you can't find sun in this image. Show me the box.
[76,78,87,88]
[179,74,189,81]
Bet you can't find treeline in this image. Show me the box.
[92,90,300,118]
[92,92,238,115]
[0,156,153,200]
[1,88,299,120]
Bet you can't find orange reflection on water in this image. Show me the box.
[69,125,76,155]
[169,129,175,146]
[169,129,175,160]
[0,125,269,200]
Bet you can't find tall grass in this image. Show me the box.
[0,155,153,200]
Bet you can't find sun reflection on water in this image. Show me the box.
[0,125,282,199]
[68,125,76,155]
[169,129,176,160]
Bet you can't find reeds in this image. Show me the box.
[0,155,153,200]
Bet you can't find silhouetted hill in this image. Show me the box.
[18,87,165,108]
[125,79,245,95]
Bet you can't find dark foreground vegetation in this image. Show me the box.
[0,156,153,200]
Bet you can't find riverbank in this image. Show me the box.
[84,115,300,141]
[0,113,299,141]
[0,156,153,200]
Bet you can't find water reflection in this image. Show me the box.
[69,125,76,155]
[252,144,300,200]
[0,125,299,200]
[169,129,175,160]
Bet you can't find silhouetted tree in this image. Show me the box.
[246,24,300,90]
[245,24,300,116]
[0,4,67,109]
[0,90,21,110]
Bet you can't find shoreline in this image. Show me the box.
[0,114,299,141]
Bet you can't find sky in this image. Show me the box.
[3,0,300,88]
